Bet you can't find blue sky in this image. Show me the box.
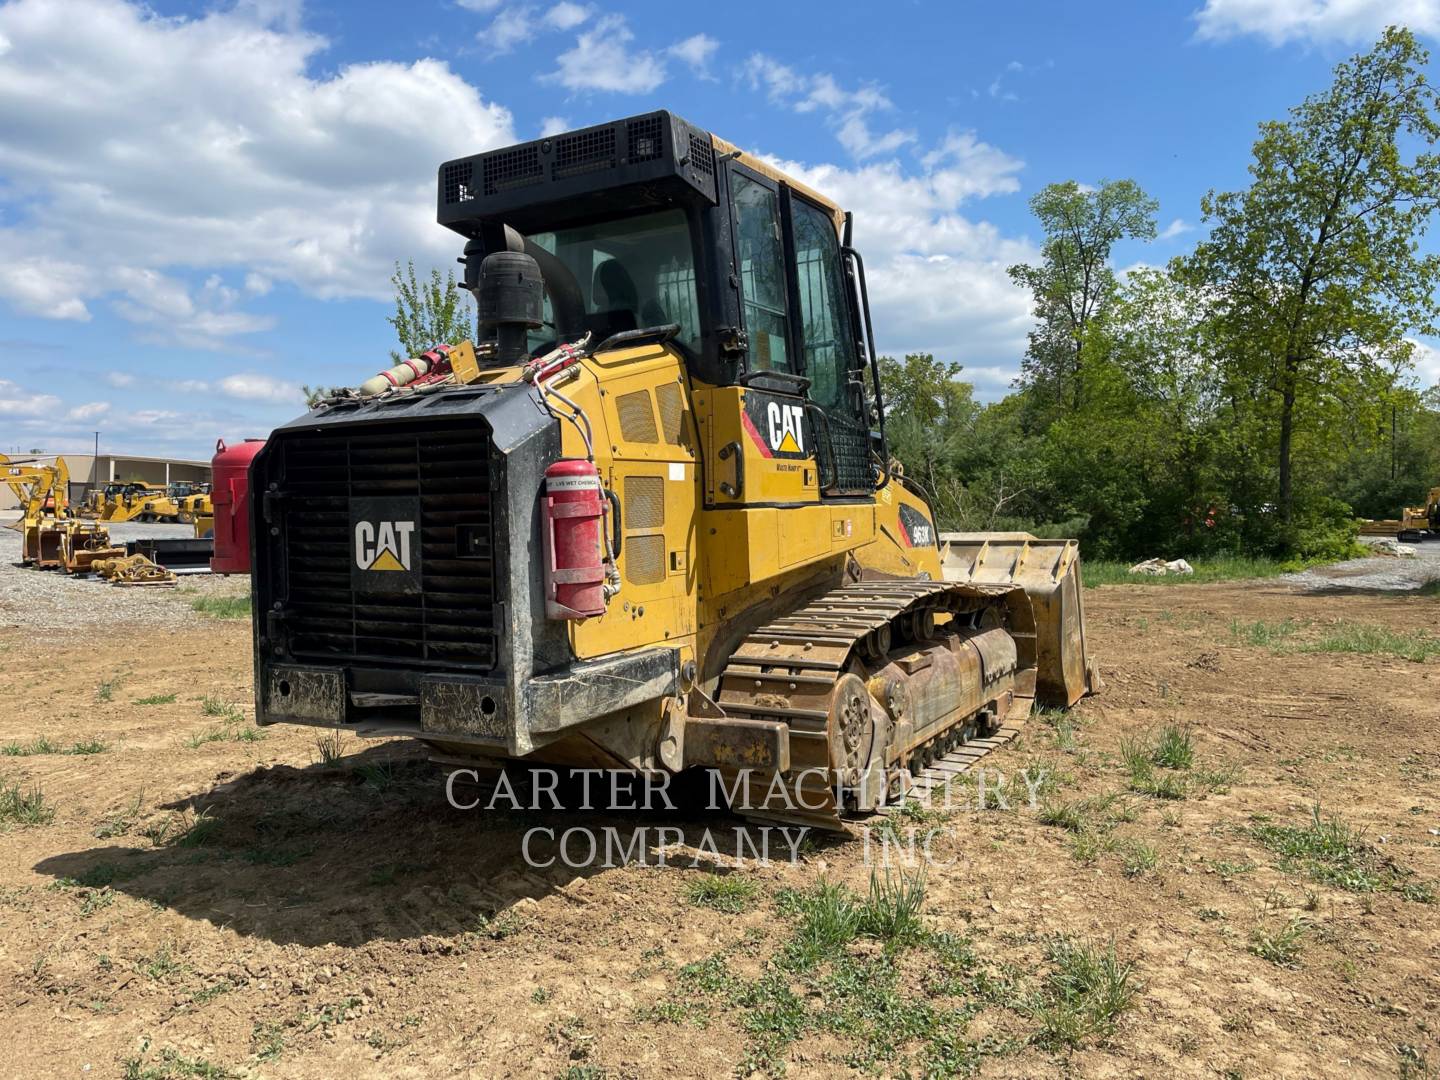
[0,0,1437,459]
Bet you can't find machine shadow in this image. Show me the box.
[34,745,842,948]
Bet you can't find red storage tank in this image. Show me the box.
[211,438,265,575]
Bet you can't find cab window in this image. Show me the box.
[791,198,856,408]
[731,172,790,373]
[526,209,701,355]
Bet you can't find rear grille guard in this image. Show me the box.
[268,421,498,672]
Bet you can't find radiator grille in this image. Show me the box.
[655,382,684,444]
[624,476,665,529]
[625,534,665,585]
[275,422,496,671]
[615,390,658,444]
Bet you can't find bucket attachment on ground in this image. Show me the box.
[939,532,1099,707]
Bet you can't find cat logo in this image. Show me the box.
[766,401,805,455]
[354,520,415,572]
[349,497,422,592]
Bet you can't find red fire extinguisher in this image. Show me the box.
[542,459,608,619]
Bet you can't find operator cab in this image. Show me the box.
[436,110,886,498]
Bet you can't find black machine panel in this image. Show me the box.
[269,421,498,671]
[437,111,718,236]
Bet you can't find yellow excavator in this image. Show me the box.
[249,112,1096,829]
[2,454,120,570]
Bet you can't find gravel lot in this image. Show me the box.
[0,515,248,637]
[1284,535,1440,592]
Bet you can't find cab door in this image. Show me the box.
[698,164,820,508]
[787,194,875,496]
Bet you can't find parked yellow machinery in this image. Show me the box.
[1362,484,1440,542]
[98,482,165,522]
[79,482,120,518]
[176,485,212,525]
[1,454,121,570]
[249,112,1098,831]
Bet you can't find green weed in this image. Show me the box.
[0,779,55,826]
[190,594,252,620]
[1029,937,1137,1048]
[1229,617,1304,648]
[684,873,759,913]
[1248,918,1307,966]
[1250,805,1393,893]
[134,693,178,705]
[1152,726,1195,770]
[314,730,347,766]
[1298,623,1440,663]
[1121,840,1159,878]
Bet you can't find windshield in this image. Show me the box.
[526,209,701,356]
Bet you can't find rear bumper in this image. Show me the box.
[258,646,679,756]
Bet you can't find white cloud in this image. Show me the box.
[1159,217,1194,240]
[742,54,914,160]
[539,114,571,136]
[668,32,718,77]
[0,0,515,340]
[455,0,503,10]
[219,372,301,403]
[104,372,136,388]
[243,272,272,296]
[546,15,700,94]
[1194,0,1440,44]
[0,378,62,415]
[106,268,276,349]
[0,250,92,320]
[761,152,1037,386]
[65,401,110,421]
[1408,337,1440,388]
[482,6,536,53]
[175,379,212,393]
[544,2,590,30]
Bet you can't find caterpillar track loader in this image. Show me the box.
[250,112,1096,830]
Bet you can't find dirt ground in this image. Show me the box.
[1,569,1437,1078]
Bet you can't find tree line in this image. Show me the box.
[883,27,1440,563]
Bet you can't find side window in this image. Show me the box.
[791,199,856,409]
[732,172,790,372]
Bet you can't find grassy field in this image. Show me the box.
[1082,556,1295,587]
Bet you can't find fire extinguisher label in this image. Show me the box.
[546,474,601,492]
[350,496,422,593]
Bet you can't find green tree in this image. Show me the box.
[1008,180,1158,416]
[879,353,981,524]
[387,261,473,362]
[1186,27,1440,524]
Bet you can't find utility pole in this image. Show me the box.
[92,431,101,492]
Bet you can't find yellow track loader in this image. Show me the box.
[98,482,165,522]
[250,112,1097,829]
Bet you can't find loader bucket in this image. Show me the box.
[939,532,1098,707]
